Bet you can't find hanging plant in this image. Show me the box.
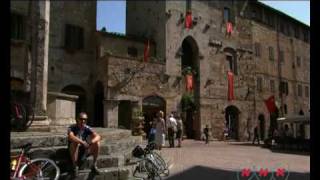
[182,66,198,76]
[181,93,196,111]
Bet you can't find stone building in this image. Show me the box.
[11,1,309,141]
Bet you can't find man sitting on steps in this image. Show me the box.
[68,112,102,176]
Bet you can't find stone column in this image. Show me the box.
[103,99,119,128]
[29,0,50,130]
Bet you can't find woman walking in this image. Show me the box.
[155,111,166,150]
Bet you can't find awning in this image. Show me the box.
[277,113,310,124]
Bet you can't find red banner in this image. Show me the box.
[185,11,192,29]
[264,95,277,113]
[186,74,193,92]
[144,40,150,62]
[226,22,233,35]
[227,71,234,101]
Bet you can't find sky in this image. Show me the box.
[96,1,310,34]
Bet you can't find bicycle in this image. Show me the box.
[10,143,60,180]
[10,91,34,131]
[131,143,169,180]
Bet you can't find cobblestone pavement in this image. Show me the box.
[156,140,310,180]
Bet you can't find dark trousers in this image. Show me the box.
[252,135,260,144]
[205,134,209,144]
[168,128,175,147]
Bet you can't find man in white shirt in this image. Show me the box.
[167,112,177,148]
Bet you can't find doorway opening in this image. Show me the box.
[181,36,200,139]
[61,85,86,120]
[94,81,104,127]
[118,100,132,130]
[142,95,166,139]
[225,105,240,140]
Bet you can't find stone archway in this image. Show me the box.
[61,85,86,120]
[142,95,166,138]
[258,114,265,140]
[225,105,240,140]
[181,36,201,139]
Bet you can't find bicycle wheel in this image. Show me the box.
[144,159,161,180]
[150,152,169,176]
[18,158,60,180]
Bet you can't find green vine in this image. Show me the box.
[181,93,196,111]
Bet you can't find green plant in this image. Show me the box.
[181,93,196,111]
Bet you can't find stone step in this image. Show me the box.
[11,128,141,149]
[59,165,137,180]
[11,136,142,157]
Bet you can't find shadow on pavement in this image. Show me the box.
[228,142,309,156]
[165,166,309,180]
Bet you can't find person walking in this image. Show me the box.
[204,125,210,144]
[155,111,166,150]
[176,115,183,147]
[167,112,177,148]
[252,126,260,145]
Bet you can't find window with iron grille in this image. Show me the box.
[269,47,274,61]
[296,56,301,67]
[305,86,309,97]
[270,80,275,92]
[226,55,237,75]
[255,43,261,57]
[65,24,84,50]
[127,47,138,57]
[298,84,302,97]
[11,13,25,40]
[257,77,263,92]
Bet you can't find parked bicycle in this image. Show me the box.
[132,142,169,180]
[10,90,34,131]
[10,143,60,180]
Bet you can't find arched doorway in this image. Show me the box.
[181,36,200,139]
[142,95,166,138]
[258,114,265,140]
[94,81,104,127]
[61,85,86,121]
[225,105,240,140]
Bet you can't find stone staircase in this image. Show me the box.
[10,128,145,180]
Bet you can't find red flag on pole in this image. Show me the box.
[226,22,233,35]
[227,71,234,101]
[185,11,192,29]
[186,74,193,92]
[144,40,150,62]
[264,95,277,113]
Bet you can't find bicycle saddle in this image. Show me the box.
[18,143,32,152]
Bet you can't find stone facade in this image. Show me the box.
[10,1,309,141]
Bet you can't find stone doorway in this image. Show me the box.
[93,81,104,127]
[118,100,132,130]
[225,105,240,140]
[181,36,201,139]
[61,85,86,120]
[142,95,166,139]
[258,114,265,140]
